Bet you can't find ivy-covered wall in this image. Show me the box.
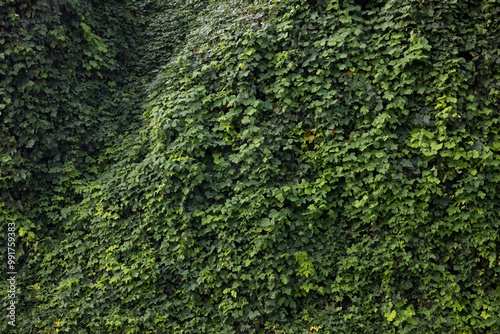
[0,0,143,234]
[1,0,500,333]
[1,0,144,331]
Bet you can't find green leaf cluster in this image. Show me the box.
[1,0,146,331]
[2,0,500,333]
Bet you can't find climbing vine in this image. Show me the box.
[1,0,499,333]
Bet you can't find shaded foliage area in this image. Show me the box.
[0,0,143,232]
[0,0,145,331]
[2,0,500,333]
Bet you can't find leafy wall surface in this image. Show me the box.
[1,0,500,333]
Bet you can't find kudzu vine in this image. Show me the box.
[1,0,499,333]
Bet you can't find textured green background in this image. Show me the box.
[1,0,499,333]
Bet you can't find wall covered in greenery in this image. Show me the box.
[1,0,499,333]
[1,0,144,330]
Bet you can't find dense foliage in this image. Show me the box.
[2,0,500,333]
[0,0,143,251]
[0,0,144,331]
